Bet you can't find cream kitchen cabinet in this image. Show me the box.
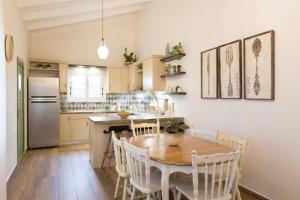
[70,117,89,141]
[59,63,68,93]
[142,55,166,91]
[59,113,105,144]
[129,62,143,91]
[59,114,71,142]
[107,67,129,93]
[121,67,129,92]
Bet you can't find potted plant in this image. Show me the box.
[123,47,137,66]
[164,64,172,74]
[169,42,184,59]
[164,121,189,146]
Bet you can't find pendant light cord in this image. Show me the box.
[101,0,104,41]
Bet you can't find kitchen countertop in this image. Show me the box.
[60,110,117,114]
[89,113,184,124]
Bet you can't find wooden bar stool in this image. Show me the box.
[101,125,131,175]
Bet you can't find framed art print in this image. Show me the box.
[201,48,218,99]
[219,40,242,99]
[244,30,275,100]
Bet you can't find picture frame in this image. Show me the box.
[201,47,218,99]
[244,30,275,100]
[218,40,242,99]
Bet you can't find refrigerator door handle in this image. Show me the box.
[31,96,58,98]
[30,100,58,103]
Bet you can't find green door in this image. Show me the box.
[17,58,25,163]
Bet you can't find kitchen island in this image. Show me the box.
[89,113,184,168]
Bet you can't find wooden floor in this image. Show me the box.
[7,148,258,200]
[7,148,115,200]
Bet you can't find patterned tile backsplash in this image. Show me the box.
[60,93,166,113]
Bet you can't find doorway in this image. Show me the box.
[17,58,25,163]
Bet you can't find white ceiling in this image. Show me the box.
[14,0,150,31]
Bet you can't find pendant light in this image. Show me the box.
[97,0,109,60]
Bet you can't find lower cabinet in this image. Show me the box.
[59,114,71,142]
[59,113,105,144]
[70,116,89,141]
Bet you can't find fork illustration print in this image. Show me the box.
[226,46,233,97]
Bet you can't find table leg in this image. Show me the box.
[161,165,170,200]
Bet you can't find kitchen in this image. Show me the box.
[27,54,183,148]
[1,0,300,200]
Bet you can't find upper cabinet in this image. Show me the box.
[59,63,68,93]
[107,67,129,93]
[142,55,166,91]
[129,62,143,91]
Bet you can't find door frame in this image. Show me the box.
[17,57,25,163]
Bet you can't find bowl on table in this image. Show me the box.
[117,111,131,119]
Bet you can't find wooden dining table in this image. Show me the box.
[128,133,238,200]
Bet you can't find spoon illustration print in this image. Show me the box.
[252,38,262,95]
[207,53,210,95]
[226,46,233,97]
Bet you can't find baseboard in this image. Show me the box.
[6,149,27,187]
[239,185,271,200]
[6,164,17,188]
[59,140,88,146]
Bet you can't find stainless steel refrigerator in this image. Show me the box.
[28,77,59,148]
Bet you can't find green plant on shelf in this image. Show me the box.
[169,42,184,59]
[123,47,137,63]
[164,64,173,74]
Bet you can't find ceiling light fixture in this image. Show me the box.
[97,0,109,60]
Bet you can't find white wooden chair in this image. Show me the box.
[189,128,218,142]
[123,139,176,200]
[176,151,240,200]
[217,131,249,200]
[131,119,160,137]
[112,132,130,200]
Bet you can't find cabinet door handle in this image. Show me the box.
[101,88,104,95]
[86,121,89,127]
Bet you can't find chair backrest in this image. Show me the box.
[190,128,217,142]
[123,140,151,190]
[131,119,160,136]
[112,132,128,177]
[217,131,249,170]
[192,151,240,200]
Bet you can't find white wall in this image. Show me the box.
[30,14,136,67]
[3,0,29,181]
[0,0,7,199]
[135,0,300,199]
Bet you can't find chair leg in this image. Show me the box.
[152,192,157,200]
[157,191,162,200]
[106,135,113,175]
[146,194,151,200]
[236,188,242,200]
[114,175,120,198]
[172,188,177,200]
[177,192,182,200]
[131,186,136,200]
[101,133,112,169]
[122,178,128,200]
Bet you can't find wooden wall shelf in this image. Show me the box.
[160,71,186,78]
[165,92,187,95]
[160,53,186,62]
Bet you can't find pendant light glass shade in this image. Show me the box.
[97,0,109,60]
[97,39,109,60]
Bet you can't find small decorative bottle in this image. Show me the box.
[165,43,170,56]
